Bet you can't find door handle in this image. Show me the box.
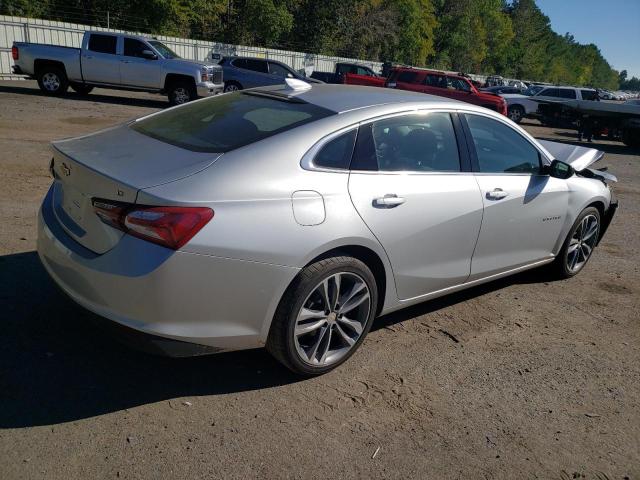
[373,194,406,208]
[486,188,509,200]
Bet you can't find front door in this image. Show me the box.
[120,38,162,89]
[82,33,121,84]
[462,113,568,279]
[348,111,484,300]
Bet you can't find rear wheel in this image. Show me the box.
[508,105,524,123]
[168,81,196,106]
[70,83,94,95]
[267,255,377,376]
[551,207,600,278]
[36,66,68,95]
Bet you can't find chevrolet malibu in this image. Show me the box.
[38,81,618,375]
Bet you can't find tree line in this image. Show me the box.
[3,0,630,90]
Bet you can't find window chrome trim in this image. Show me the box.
[300,125,358,173]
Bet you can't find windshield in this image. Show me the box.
[523,85,544,96]
[148,40,179,59]
[131,91,335,153]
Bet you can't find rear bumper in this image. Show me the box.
[196,82,224,97]
[37,185,298,355]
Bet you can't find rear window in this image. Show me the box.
[131,92,335,153]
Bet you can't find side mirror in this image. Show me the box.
[142,50,157,60]
[546,159,574,179]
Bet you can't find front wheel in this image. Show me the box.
[551,207,600,278]
[168,81,196,106]
[223,81,242,93]
[267,255,378,376]
[36,66,68,96]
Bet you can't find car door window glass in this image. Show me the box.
[356,67,370,75]
[88,34,117,55]
[231,58,247,69]
[123,38,149,58]
[558,89,577,99]
[313,130,357,170]
[581,90,598,101]
[364,113,460,172]
[397,71,419,83]
[243,59,268,73]
[447,77,471,92]
[425,74,446,88]
[539,88,558,97]
[268,62,291,77]
[465,114,541,174]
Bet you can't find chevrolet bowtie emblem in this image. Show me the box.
[61,162,71,176]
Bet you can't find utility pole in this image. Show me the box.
[107,11,110,29]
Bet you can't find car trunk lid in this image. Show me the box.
[50,124,221,254]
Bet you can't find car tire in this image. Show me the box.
[267,255,378,376]
[223,81,242,93]
[36,66,68,96]
[551,207,601,279]
[168,81,196,106]
[70,83,94,95]
[508,105,524,124]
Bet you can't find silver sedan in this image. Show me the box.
[38,81,618,375]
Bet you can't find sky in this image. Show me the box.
[536,0,640,79]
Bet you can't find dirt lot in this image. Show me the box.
[0,81,638,479]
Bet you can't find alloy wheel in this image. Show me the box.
[224,84,239,92]
[173,87,190,104]
[508,107,522,123]
[567,214,599,273]
[42,72,60,92]
[294,272,371,367]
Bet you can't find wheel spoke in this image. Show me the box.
[334,322,355,346]
[337,315,363,335]
[332,274,341,311]
[581,243,592,257]
[307,325,329,363]
[295,318,327,336]
[568,239,580,254]
[583,221,598,242]
[297,307,325,322]
[340,290,369,315]
[320,279,332,311]
[318,327,333,364]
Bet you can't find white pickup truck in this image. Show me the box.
[502,86,599,124]
[12,31,224,105]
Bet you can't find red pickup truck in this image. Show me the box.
[345,67,507,116]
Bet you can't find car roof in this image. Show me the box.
[226,56,283,64]
[255,83,460,114]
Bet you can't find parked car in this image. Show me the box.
[12,31,223,105]
[37,81,617,375]
[310,62,382,85]
[218,56,322,92]
[502,86,598,123]
[381,67,508,115]
[485,75,506,87]
[599,90,616,100]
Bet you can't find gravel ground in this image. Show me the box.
[0,81,638,480]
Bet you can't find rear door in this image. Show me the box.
[348,111,484,300]
[120,37,162,88]
[461,113,568,279]
[391,70,423,93]
[82,33,121,84]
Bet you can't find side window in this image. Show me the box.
[356,67,370,76]
[558,89,577,99]
[465,114,541,174]
[244,59,268,73]
[88,34,117,55]
[425,74,446,88]
[447,77,471,92]
[539,88,558,97]
[352,112,460,172]
[336,64,351,75]
[581,90,598,101]
[123,38,149,58]
[313,130,357,170]
[397,71,419,84]
[231,58,247,69]
[268,62,291,77]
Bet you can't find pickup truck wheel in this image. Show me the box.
[223,81,242,93]
[168,82,196,106]
[70,83,94,95]
[508,105,524,123]
[37,67,68,95]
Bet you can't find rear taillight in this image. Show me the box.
[11,46,18,60]
[92,199,214,250]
